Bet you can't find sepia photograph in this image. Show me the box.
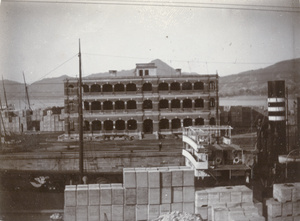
[0,0,299,220]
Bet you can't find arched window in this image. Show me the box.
[183,99,192,108]
[143,100,152,109]
[103,120,113,130]
[158,82,168,91]
[68,101,75,111]
[126,83,137,92]
[195,118,204,126]
[142,83,152,92]
[84,101,90,110]
[91,101,101,110]
[159,99,169,109]
[91,84,101,92]
[103,84,113,92]
[171,118,181,129]
[115,119,125,130]
[127,100,137,109]
[84,120,90,131]
[82,84,89,93]
[170,82,180,91]
[182,82,192,90]
[209,117,216,125]
[159,119,169,129]
[194,81,204,90]
[103,100,113,110]
[92,120,101,131]
[209,81,215,90]
[171,99,180,108]
[115,100,125,110]
[67,84,75,94]
[128,119,137,130]
[210,98,215,107]
[183,118,193,127]
[195,98,204,108]
[114,83,125,92]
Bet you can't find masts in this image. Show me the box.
[2,76,8,109]
[23,72,31,111]
[78,39,84,179]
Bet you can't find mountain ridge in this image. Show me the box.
[1,58,299,109]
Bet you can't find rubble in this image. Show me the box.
[151,211,203,221]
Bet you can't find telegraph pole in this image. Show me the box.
[78,39,84,181]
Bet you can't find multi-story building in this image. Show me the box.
[63,62,219,140]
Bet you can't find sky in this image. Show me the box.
[0,0,300,84]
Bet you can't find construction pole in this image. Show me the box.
[78,39,84,181]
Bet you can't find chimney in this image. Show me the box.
[175,68,181,76]
[109,70,117,77]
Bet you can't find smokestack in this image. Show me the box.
[267,80,287,158]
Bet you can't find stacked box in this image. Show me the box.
[100,205,111,221]
[76,206,88,221]
[125,187,137,205]
[149,187,160,204]
[64,166,196,221]
[195,186,263,221]
[88,205,100,221]
[88,184,100,205]
[124,205,136,221]
[64,206,76,221]
[65,185,77,207]
[77,185,89,206]
[100,184,112,205]
[266,182,300,221]
[148,204,160,220]
[112,205,124,221]
[137,187,148,204]
[136,205,148,221]
[112,185,124,205]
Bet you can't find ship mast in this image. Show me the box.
[78,39,84,181]
[23,72,31,111]
[2,76,8,109]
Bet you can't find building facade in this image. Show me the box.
[63,63,219,139]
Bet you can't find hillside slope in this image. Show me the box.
[219,58,300,97]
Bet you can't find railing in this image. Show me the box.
[182,149,208,170]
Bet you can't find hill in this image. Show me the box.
[219,58,300,97]
[1,58,299,109]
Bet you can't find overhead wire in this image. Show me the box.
[3,0,300,13]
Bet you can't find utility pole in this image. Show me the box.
[286,87,289,153]
[78,39,84,181]
[216,72,220,144]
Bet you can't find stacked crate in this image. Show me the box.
[266,182,300,221]
[195,185,264,221]
[64,166,195,221]
[123,166,195,221]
